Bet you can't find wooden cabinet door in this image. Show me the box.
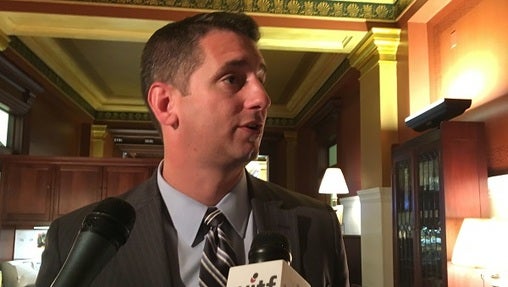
[54,165,103,218]
[1,162,53,225]
[102,166,153,198]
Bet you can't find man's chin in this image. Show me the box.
[245,148,260,163]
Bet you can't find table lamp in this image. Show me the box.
[452,218,508,286]
[318,168,349,223]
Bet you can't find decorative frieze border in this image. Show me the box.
[71,0,415,21]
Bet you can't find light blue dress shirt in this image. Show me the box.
[157,163,255,286]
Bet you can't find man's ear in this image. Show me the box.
[147,82,179,128]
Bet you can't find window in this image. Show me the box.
[328,143,337,167]
[0,108,8,148]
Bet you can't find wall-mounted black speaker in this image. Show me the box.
[404,98,472,132]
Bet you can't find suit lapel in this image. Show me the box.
[121,175,182,287]
[247,175,303,272]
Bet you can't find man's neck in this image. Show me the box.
[162,161,245,206]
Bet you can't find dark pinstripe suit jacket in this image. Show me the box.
[35,173,349,287]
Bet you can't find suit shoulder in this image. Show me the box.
[249,175,329,210]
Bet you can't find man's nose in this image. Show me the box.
[246,79,271,110]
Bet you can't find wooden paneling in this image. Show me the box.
[1,162,53,224]
[260,131,286,188]
[27,95,86,156]
[441,122,490,218]
[54,165,103,218]
[0,155,160,227]
[343,235,362,286]
[103,165,153,198]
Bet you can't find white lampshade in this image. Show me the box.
[452,218,508,271]
[318,168,349,195]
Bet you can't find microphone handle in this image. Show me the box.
[50,231,117,287]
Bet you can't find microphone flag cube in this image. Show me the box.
[226,259,310,287]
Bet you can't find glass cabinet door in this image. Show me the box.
[416,149,442,287]
[394,157,415,287]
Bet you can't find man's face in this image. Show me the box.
[175,30,271,168]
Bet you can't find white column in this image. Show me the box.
[358,187,393,287]
[341,195,361,235]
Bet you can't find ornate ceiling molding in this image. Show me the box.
[67,0,413,21]
[9,36,97,117]
[1,0,416,129]
[348,27,401,72]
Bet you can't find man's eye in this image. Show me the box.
[223,74,246,87]
[224,75,237,84]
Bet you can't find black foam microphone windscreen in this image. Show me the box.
[248,231,292,264]
[228,232,311,286]
[50,197,136,287]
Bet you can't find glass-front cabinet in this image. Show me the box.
[392,121,490,287]
[393,156,415,286]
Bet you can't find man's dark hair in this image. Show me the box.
[140,11,260,100]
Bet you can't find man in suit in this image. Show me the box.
[35,12,349,287]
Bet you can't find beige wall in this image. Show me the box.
[431,0,508,108]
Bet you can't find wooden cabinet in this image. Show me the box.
[54,165,103,218]
[103,165,154,198]
[1,162,53,224]
[392,121,489,287]
[0,156,159,227]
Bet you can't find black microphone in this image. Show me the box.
[50,197,136,287]
[227,232,310,287]
[248,231,292,263]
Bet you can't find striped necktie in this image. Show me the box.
[198,207,238,287]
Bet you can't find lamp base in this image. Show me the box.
[330,193,338,207]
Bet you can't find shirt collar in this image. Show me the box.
[157,164,251,247]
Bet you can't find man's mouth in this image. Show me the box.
[246,122,262,131]
[240,121,264,143]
